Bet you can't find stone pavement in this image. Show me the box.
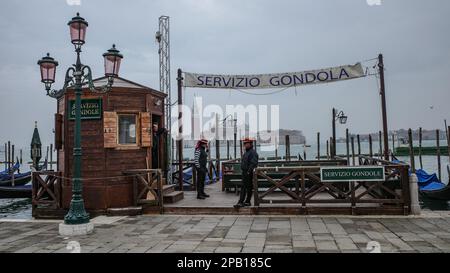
[1,212,450,253]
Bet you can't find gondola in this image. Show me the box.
[391,154,450,201]
[0,185,31,199]
[0,172,32,187]
[417,168,450,201]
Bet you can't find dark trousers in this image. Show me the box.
[238,172,253,203]
[197,168,206,196]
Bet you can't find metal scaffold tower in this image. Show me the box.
[156,16,173,183]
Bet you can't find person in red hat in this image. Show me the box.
[234,138,259,208]
[194,139,210,199]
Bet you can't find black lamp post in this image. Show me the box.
[331,108,348,158]
[37,13,123,226]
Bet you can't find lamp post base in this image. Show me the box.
[59,222,94,236]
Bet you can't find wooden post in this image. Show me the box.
[285,135,291,161]
[50,144,53,170]
[11,144,15,187]
[303,149,306,161]
[7,141,11,170]
[392,133,395,157]
[357,134,361,156]
[408,129,416,173]
[177,68,184,190]
[4,143,6,170]
[326,140,329,160]
[239,135,243,158]
[436,130,441,181]
[329,137,333,159]
[227,140,230,160]
[419,127,423,170]
[369,135,373,158]
[378,54,390,160]
[11,145,15,166]
[275,137,279,161]
[447,126,450,162]
[351,136,355,166]
[346,129,350,165]
[20,149,22,165]
[379,131,383,159]
[317,132,320,160]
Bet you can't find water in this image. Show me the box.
[1,140,448,219]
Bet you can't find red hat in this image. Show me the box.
[196,139,209,149]
[242,138,254,144]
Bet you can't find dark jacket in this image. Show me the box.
[241,148,259,175]
[194,146,208,171]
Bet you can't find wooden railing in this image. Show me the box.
[32,171,62,212]
[122,169,164,214]
[252,160,411,215]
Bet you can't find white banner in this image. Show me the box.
[184,63,365,89]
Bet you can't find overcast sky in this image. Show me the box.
[1,0,449,151]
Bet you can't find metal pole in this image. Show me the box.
[332,108,336,158]
[215,114,220,179]
[378,54,390,160]
[177,68,184,190]
[345,129,350,165]
[65,48,89,225]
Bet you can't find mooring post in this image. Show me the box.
[3,143,6,170]
[7,141,11,170]
[317,132,320,160]
[379,131,383,159]
[351,136,355,166]
[275,137,279,161]
[285,135,291,161]
[408,129,416,173]
[378,54,390,160]
[357,134,361,156]
[407,128,421,214]
[447,126,450,161]
[392,133,395,158]
[11,144,15,187]
[419,127,423,170]
[50,143,53,170]
[20,149,22,165]
[326,140,329,160]
[436,130,441,181]
[369,135,373,158]
[409,170,421,215]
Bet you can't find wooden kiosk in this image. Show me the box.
[50,76,168,215]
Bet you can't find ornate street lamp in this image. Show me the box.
[37,13,123,232]
[331,108,348,158]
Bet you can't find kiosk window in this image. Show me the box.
[118,114,137,145]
